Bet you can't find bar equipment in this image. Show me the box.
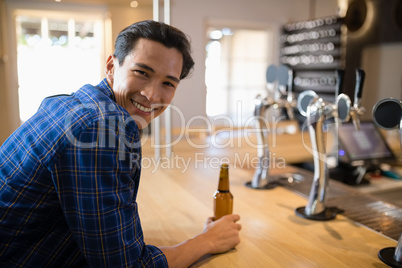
[246,64,300,189]
[373,97,402,267]
[373,98,402,146]
[295,69,366,220]
[328,69,368,185]
[325,69,345,167]
[349,69,366,131]
[295,91,349,219]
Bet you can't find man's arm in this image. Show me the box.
[160,214,241,268]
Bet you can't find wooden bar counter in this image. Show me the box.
[138,131,399,267]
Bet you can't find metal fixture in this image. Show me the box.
[295,69,365,220]
[373,97,402,267]
[246,64,300,189]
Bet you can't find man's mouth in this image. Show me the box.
[131,99,154,113]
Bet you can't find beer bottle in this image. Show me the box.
[213,163,233,220]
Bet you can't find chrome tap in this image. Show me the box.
[295,69,367,219]
[329,69,367,184]
[373,97,402,147]
[280,64,296,120]
[349,69,366,131]
[305,96,329,215]
[327,69,345,167]
[249,95,297,189]
[373,97,402,266]
[295,90,352,219]
[250,95,271,189]
[396,233,402,263]
[247,64,297,189]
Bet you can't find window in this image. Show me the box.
[15,10,104,122]
[205,27,274,126]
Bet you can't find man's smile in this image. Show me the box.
[131,99,154,113]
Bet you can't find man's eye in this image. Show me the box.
[163,82,175,88]
[135,70,148,77]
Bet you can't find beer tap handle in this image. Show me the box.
[278,64,289,97]
[335,69,345,98]
[266,64,277,83]
[336,93,351,122]
[372,98,402,149]
[285,68,295,119]
[350,69,365,130]
[297,90,318,117]
[354,68,365,107]
[287,68,294,102]
[266,64,278,98]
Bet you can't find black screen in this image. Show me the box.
[337,121,394,162]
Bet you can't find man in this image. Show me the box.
[0,20,241,267]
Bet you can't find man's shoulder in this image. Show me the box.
[32,81,134,141]
[40,80,129,125]
[1,81,139,168]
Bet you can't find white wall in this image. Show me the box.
[361,43,402,121]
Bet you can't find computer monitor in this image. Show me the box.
[337,121,395,164]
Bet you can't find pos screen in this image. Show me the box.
[337,121,395,163]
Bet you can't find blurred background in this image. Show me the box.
[0,0,401,144]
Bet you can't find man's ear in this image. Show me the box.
[105,55,115,84]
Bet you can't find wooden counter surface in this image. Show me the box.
[138,133,398,267]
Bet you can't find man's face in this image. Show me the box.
[106,38,183,129]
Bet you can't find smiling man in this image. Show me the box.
[108,38,182,129]
[0,20,241,267]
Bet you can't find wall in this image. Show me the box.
[342,0,402,111]
[0,0,20,144]
[108,4,152,54]
[169,0,339,129]
[361,43,402,120]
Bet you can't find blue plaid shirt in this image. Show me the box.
[0,79,168,267]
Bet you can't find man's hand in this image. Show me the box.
[202,214,242,254]
[160,214,241,268]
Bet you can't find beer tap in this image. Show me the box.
[330,69,367,185]
[279,64,297,120]
[373,97,402,267]
[295,90,351,220]
[246,64,298,189]
[294,69,367,219]
[349,69,366,131]
[249,95,271,189]
[373,97,402,146]
[327,69,345,167]
[378,219,402,268]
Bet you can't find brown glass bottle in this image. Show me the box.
[213,164,233,220]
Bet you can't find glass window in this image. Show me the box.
[205,27,273,126]
[15,12,104,122]
[48,18,69,46]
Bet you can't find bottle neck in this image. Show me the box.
[218,165,230,191]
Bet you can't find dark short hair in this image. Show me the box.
[114,20,194,80]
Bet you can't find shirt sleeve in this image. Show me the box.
[51,118,168,267]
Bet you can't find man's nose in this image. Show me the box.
[141,81,162,103]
